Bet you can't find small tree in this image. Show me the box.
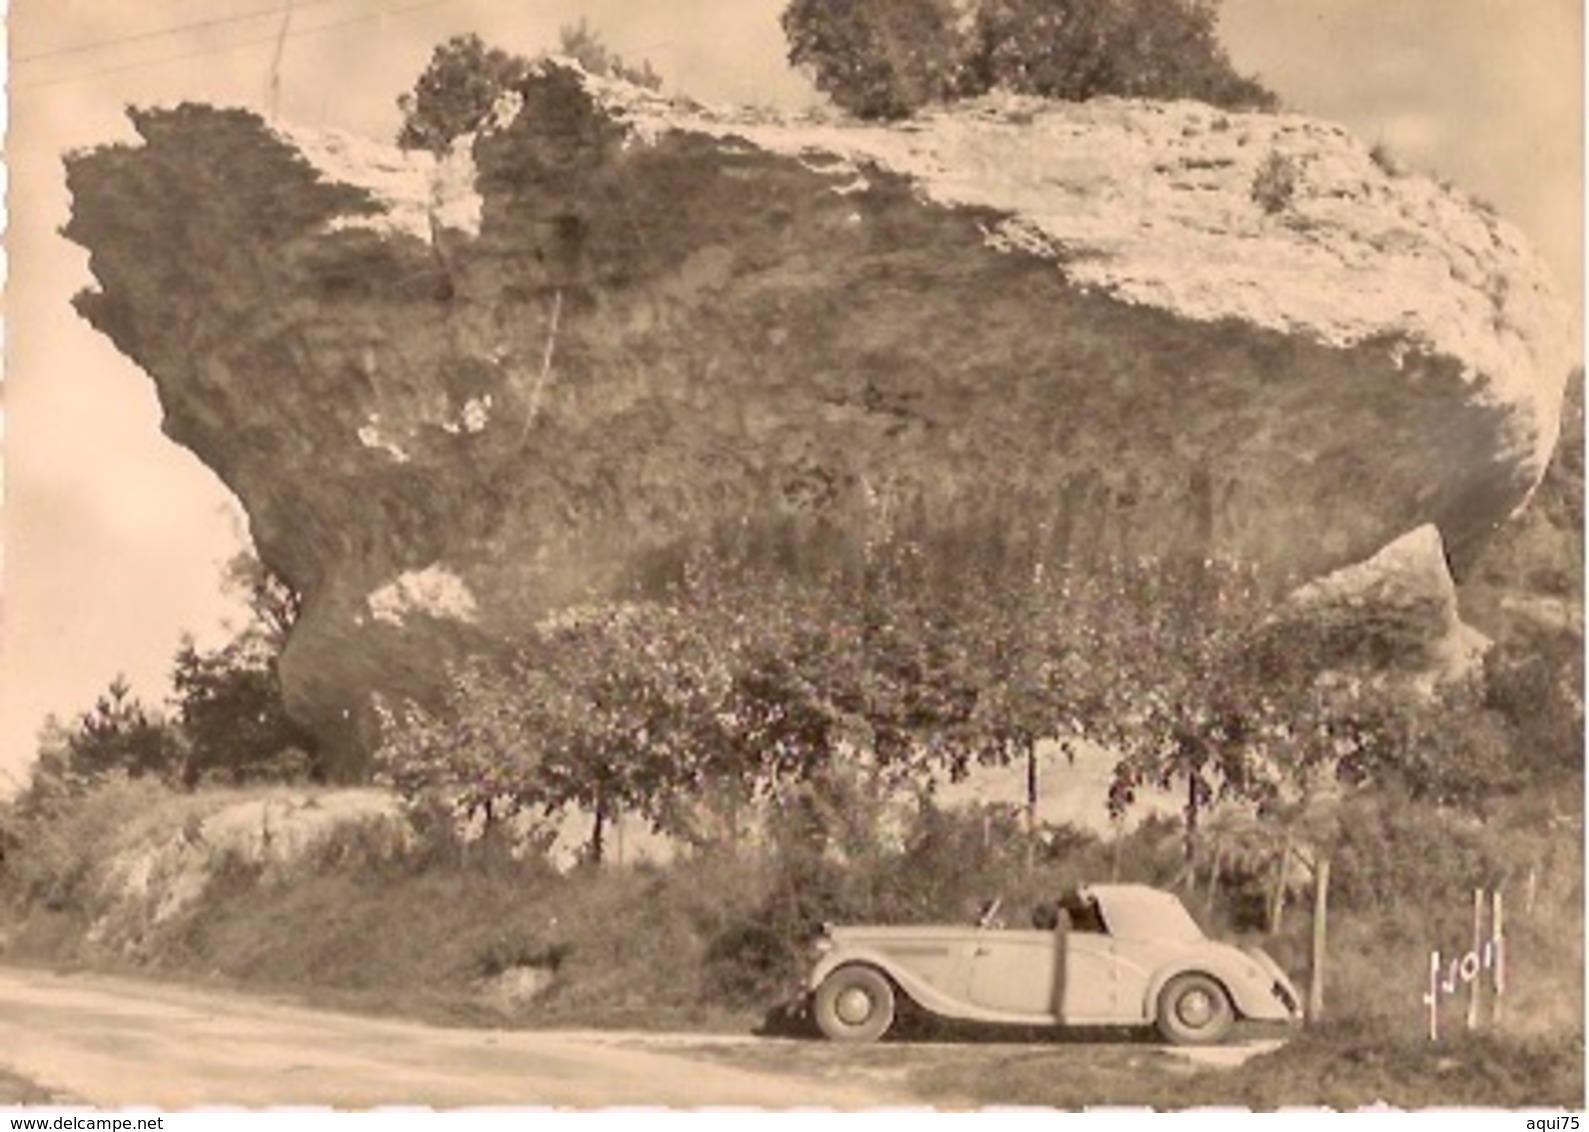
[1089,558,1275,844]
[372,665,547,834]
[61,676,183,783]
[170,549,318,787]
[375,601,730,863]
[967,0,1276,108]
[220,548,302,652]
[557,18,664,91]
[171,637,317,787]
[397,34,534,154]
[512,601,732,862]
[396,26,663,155]
[781,0,1276,120]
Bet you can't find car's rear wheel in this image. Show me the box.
[1155,972,1235,1045]
[813,965,896,1043]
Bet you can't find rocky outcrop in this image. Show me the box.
[88,791,404,951]
[63,66,1577,769]
[1274,524,1490,689]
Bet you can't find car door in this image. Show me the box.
[1060,930,1118,1022]
[964,927,1119,1022]
[965,929,1057,1017]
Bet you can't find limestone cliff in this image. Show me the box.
[63,65,1577,769]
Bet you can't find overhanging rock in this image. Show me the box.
[63,65,1577,771]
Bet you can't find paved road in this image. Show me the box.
[0,968,913,1108]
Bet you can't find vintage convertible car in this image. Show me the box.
[803,883,1301,1044]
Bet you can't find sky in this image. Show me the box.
[1,0,1583,793]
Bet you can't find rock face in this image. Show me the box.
[1278,524,1491,689]
[88,791,404,951]
[63,66,1577,771]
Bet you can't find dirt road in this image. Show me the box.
[0,967,1281,1109]
[0,968,912,1108]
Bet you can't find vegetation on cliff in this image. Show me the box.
[781,0,1278,121]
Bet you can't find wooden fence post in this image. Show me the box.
[1204,839,1224,917]
[1024,746,1038,876]
[1307,855,1330,1022]
[1268,836,1292,935]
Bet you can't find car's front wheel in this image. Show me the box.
[813,965,896,1043]
[1155,972,1235,1045]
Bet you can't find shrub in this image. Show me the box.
[781,0,965,120]
[1368,141,1403,177]
[397,26,663,154]
[1251,150,1298,214]
[397,34,534,155]
[782,0,1278,120]
[967,0,1278,109]
[0,774,177,916]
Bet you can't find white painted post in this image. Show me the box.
[1426,949,1441,1041]
[1467,888,1483,1030]
[1493,889,1506,1023]
[1307,856,1330,1023]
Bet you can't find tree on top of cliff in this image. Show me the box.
[396,25,663,154]
[782,0,1277,120]
[397,34,534,154]
[557,18,664,92]
[966,0,1277,108]
[780,0,966,121]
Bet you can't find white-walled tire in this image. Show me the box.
[813,966,896,1043]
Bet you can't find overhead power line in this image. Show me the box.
[16,0,464,92]
[16,0,359,64]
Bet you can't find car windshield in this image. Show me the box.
[1090,887,1206,943]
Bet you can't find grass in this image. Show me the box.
[903,1023,1583,1109]
[677,1018,1583,1110]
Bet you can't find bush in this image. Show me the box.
[781,0,965,120]
[0,774,177,917]
[1251,150,1298,214]
[397,26,663,154]
[782,0,1278,120]
[397,34,534,154]
[967,0,1277,109]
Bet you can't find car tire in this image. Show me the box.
[813,965,896,1043]
[1155,972,1235,1045]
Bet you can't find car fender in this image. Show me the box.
[1141,943,1294,1022]
[809,946,989,1023]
